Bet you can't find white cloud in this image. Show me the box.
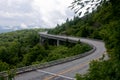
[33,26,41,29]
[0,0,75,29]
[31,0,74,27]
[20,23,28,29]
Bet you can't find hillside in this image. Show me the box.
[0,29,45,70]
[48,4,112,40]
[48,0,120,80]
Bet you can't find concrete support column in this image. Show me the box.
[40,36,42,44]
[40,37,45,45]
[57,39,60,46]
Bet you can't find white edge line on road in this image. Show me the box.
[37,70,76,80]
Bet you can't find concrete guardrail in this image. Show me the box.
[0,40,96,79]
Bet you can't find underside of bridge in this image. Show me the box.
[40,36,76,46]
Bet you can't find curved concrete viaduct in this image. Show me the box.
[15,33,107,80]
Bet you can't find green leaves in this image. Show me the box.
[0,29,45,71]
[0,61,9,72]
[68,44,91,56]
[47,46,68,61]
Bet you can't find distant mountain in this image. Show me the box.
[0,25,41,34]
[0,29,14,34]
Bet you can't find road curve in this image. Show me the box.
[15,36,106,80]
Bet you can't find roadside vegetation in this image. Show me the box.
[0,29,91,72]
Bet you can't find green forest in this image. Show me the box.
[0,29,91,73]
[0,0,120,79]
[48,0,120,80]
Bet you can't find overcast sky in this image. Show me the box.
[0,0,75,29]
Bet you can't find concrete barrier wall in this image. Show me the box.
[0,43,96,78]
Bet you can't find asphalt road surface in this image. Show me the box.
[15,36,107,80]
